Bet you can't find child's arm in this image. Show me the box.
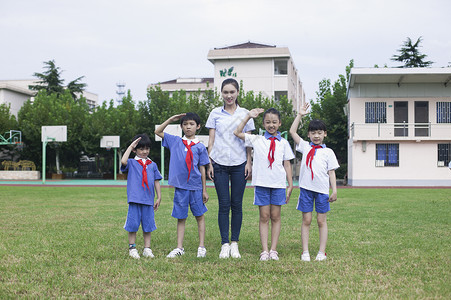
[199,165,209,204]
[233,108,264,140]
[154,180,161,211]
[289,103,310,145]
[284,160,293,204]
[154,113,186,139]
[328,169,337,202]
[121,137,141,166]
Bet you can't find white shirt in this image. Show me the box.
[296,139,339,194]
[245,132,295,188]
[206,105,255,166]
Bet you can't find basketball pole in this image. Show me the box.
[114,148,117,181]
[42,137,55,184]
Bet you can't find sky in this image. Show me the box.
[1,0,450,104]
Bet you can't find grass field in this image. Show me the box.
[0,185,450,299]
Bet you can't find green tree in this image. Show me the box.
[0,103,18,135]
[391,37,433,68]
[29,60,87,100]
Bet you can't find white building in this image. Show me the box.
[347,67,451,186]
[147,77,214,98]
[207,42,305,111]
[0,79,99,116]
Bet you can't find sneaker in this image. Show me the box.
[166,248,185,258]
[269,250,279,260]
[197,247,207,258]
[260,251,270,261]
[315,252,327,261]
[129,248,140,259]
[230,242,241,258]
[301,252,311,262]
[219,243,231,259]
[142,248,154,258]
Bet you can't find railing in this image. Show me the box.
[350,122,451,140]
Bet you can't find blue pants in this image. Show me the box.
[213,161,247,244]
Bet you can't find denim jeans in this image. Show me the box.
[212,161,247,244]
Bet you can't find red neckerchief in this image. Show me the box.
[137,159,152,189]
[268,137,277,169]
[182,139,198,182]
[306,144,323,180]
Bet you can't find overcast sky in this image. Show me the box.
[1,0,450,104]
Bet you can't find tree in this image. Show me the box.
[391,37,433,68]
[29,60,87,100]
[0,103,18,134]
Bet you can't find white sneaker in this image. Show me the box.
[269,250,279,261]
[129,248,140,259]
[166,248,185,258]
[230,242,241,258]
[301,252,311,262]
[259,251,270,261]
[142,248,154,258]
[315,252,327,261]
[219,243,231,259]
[197,247,207,258]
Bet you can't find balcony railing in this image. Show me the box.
[350,122,451,141]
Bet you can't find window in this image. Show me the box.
[437,143,451,167]
[437,102,451,123]
[376,143,399,167]
[365,102,386,123]
[274,59,288,75]
[274,91,287,102]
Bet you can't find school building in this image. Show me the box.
[346,67,451,186]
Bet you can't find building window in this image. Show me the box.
[365,102,386,123]
[274,91,287,102]
[274,59,288,75]
[376,143,399,167]
[437,143,451,167]
[437,102,451,123]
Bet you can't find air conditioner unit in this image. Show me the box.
[376,160,385,167]
[437,161,445,167]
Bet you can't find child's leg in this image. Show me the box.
[269,205,282,251]
[128,232,137,245]
[301,212,312,252]
[259,205,271,252]
[143,232,151,248]
[317,213,328,253]
[177,218,187,249]
[195,215,206,248]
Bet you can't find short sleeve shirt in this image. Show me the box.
[162,133,210,190]
[296,139,339,194]
[206,105,255,166]
[245,132,295,188]
[121,158,162,205]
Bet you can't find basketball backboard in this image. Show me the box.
[100,136,120,148]
[41,126,67,142]
[154,124,182,141]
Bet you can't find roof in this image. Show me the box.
[208,42,290,62]
[214,41,276,50]
[157,77,214,85]
[349,67,451,88]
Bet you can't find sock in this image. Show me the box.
[318,251,325,256]
[129,243,136,250]
[303,251,309,254]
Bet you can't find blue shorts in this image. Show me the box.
[296,188,330,213]
[124,203,156,233]
[253,186,287,206]
[172,188,207,219]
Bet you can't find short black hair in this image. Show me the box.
[180,112,201,126]
[263,107,281,121]
[132,133,151,149]
[308,119,327,132]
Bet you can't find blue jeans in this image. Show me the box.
[213,161,247,244]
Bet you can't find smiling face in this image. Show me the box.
[181,119,200,139]
[308,129,327,145]
[263,113,281,136]
[134,146,150,159]
[221,83,238,107]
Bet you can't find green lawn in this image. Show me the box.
[1,186,450,299]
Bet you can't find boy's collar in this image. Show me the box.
[134,156,150,161]
[309,142,326,148]
[182,136,199,144]
[264,131,282,141]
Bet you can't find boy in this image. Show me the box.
[289,103,339,262]
[234,108,294,261]
[121,134,162,259]
[155,112,210,258]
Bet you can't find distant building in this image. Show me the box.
[347,67,451,186]
[207,42,305,111]
[147,77,214,98]
[0,79,99,116]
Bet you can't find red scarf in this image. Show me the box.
[306,145,323,180]
[182,139,197,182]
[268,137,277,169]
[137,159,152,189]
